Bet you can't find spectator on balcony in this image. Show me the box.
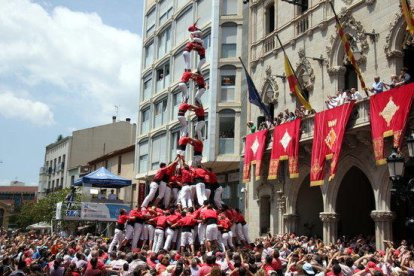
[98,190,106,200]
[325,91,341,109]
[350,88,363,101]
[387,74,399,89]
[247,121,256,133]
[108,190,117,201]
[396,67,412,87]
[369,76,385,94]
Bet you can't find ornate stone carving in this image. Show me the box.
[319,212,340,222]
[318,20,328,31]
[283,213,299,221]
[370,211,394,222]
[384,12,404,58]
[326,13,370,68]
[260,65,280,104]
[327,65,347,77]
[364,0,376,5]
[295,48,315,93]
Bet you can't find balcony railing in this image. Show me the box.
[262,33,276,54]
[242,99,372,154]
[296,15,309,35]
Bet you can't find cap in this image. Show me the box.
[302,263,315,275]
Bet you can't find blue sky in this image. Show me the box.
[0,0,144,185]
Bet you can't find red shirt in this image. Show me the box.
[153,167,168,182]
[117,214,129,224]
[180,72,205,86]
[178,103,191,112]
[181,168,193,183]
[167,214,181,226]
[204,171,217,184]
[154,215,168,229]
[178,215,198,227]
[193,167,208,179]
[201,208,218,220]
[178,136,190,146]
[218,216,232,230]
[194,106,205,117]
[235,212,246,224]
[191,139,203,152]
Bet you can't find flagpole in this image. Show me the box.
[275,34,307,95]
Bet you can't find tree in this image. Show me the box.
[16,188,78,228]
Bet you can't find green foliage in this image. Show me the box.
[16,188,77,228]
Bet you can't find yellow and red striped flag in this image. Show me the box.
[401,0,414,35]
[283,53,313,111]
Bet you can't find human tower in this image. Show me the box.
[109,22,249,255]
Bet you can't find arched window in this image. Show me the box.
[221,23,237,58]
[219,109,235,154]
[344,64,358,90]
[220,65,236,102]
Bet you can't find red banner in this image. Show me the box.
[370,83,414,165]
[310,102,355,186]
[269,119,301,179]
[137,182,146,206]
[243,129,268,182]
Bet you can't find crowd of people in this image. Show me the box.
[1,230,414,276]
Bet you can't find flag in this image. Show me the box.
[283,54,313,111]
[331,2,367,93]
[268,119,301,179]
[370,83,414,165]
[401,0,414,35]
[243,129,269,182]
[239,58,271,118]
[310,102,355,186]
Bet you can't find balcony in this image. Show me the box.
[296,14,309,35]
[262,33,276,54]
[243,99,371,154]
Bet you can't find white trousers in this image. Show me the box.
[198,223,206,244]
[141,224,155,241]
[193,155,202,166]
[157,181,167,200]
[163,228,177,251]
[152,228,164,253]
[180,185,193,208]
[219,231,234,250]
[195,182,207,206]
[141,181,158,208]
[213,186,223,209]
[231,224,237,238]
[178,82,189,102]
[131,223,143,249]
[195,120,205,140]
[197,58,206,72]
[195,88,206,104]
[180,231,194,246]
[125,224,134,240]
[183,51,191,70]
[163,186,171,208]
[109,229,124,253]
[237,223,250,244]
[172,188,179,204]
[206,224,219,241]
[178,116,188,136]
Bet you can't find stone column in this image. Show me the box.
[371,210,394,250]
[276,193,286,235]
[319,212,339,244]
[283,213,298,233]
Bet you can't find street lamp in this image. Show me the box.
[386,148,405,181]
[407,129,414,158]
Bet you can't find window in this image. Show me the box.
[201,72,210,108]
[154,99,168,128]
[142,74,152,100]
[158,26,171,58]
[144,42,154,68]
[299,0,308,13]
[62,154,65,170]
[266,4,275,34]
[151,134,167,170]
[172,91,182,120]
[203,32,211,60]
[156,62,170,93]
[174,51,186,81]
[222,0,237,15]
[170,130,180,162]
[138,141,149,173]
[146,8,156,37]
[220,66,236,102]
[141,108,150,134]
[175,8,193,46]
[221,23,237,58]
[219,110,235,154]
[197,0,211,26]
[159,0,173,26]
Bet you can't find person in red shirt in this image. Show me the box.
[131,208,145,250]
[192,165,208,206]
[121,208,139,247]
[218,212,234,250]
[163,208,182,251]
[192,102,205,140]
[108,209,128,253]
[204,168,223,209]
[169,173,182,207]
[179,164,194,208]
[141,207,156,250]
[235,208,250,245]
[178,71,206,103]
[148,210,169,253]
[177,136,191,161]
[188,136,204,166]
[182,22,206,73]
[200,203,219,252]
[173,210,199,255]
[177,102,191,136]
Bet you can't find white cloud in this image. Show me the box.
[0,92,54,125]
[0,0,141,124]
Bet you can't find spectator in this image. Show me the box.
[247,121,256,133]
[108,190,117,201]
[396,67,411,86]
[370,76,385,94]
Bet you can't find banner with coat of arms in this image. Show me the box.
[310,102,355,186]
[268,119,301,179]
[370,83,414,165]
[243,129,268,182]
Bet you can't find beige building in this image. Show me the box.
[87,145,137,207]
[39,117,136,195]
[245,0,414,248]
[135,0,250,209]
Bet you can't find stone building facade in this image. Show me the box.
[245,0,414,249]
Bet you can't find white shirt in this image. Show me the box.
[108,193,117,200]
